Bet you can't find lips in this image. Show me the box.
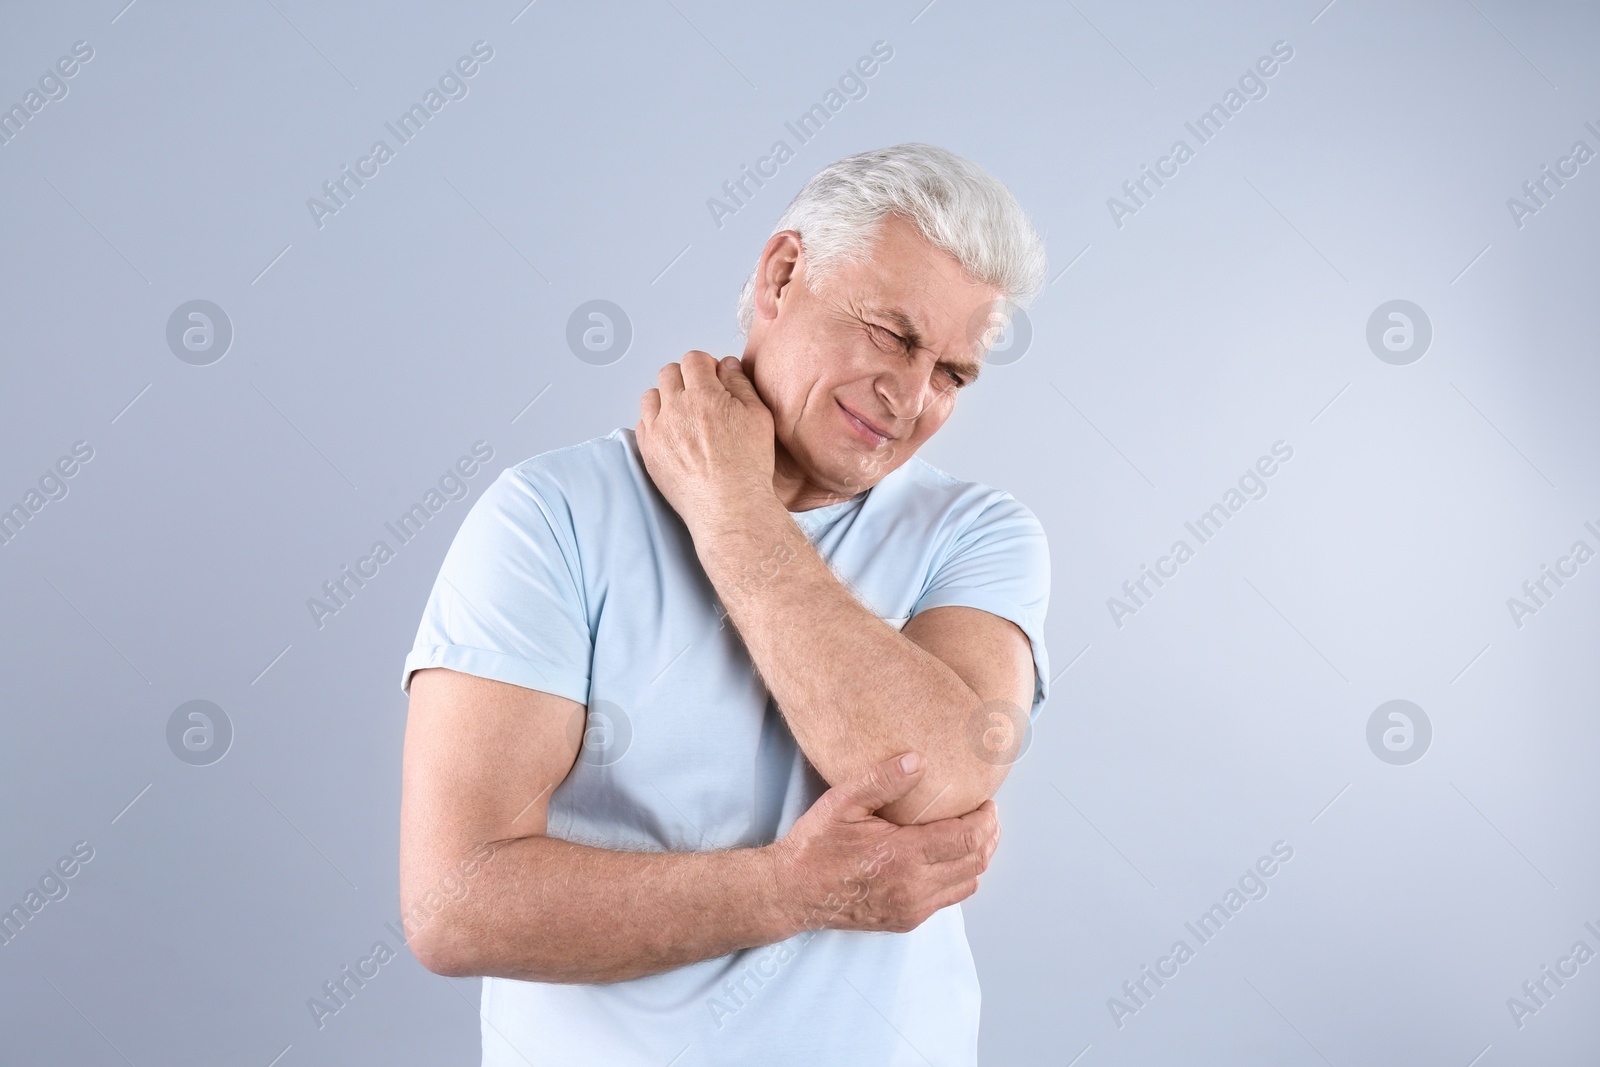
[837,400,894,445]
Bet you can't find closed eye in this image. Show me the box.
[865,317,969,388]
[866,322,908,351]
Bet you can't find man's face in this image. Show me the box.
[742,213,1003,509]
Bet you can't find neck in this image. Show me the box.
[772,440,865,513]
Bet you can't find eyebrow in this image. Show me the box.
[864,306,984,384]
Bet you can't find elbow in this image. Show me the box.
[876,793,986,826]
[873,694,1026,824]
[414,942,473,979]
[406,913,480,978]
[398,839,507,977]
[411,922,597,985]
[399,872,491,977]
[402,891,567,983]
[876,769,1005,826]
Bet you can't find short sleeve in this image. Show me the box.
[400,467,593,705]
[911,493,1052,719]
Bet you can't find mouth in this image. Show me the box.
[836,400,894,446]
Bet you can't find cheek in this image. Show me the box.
[771,370,816,418]
[914,396,957,438]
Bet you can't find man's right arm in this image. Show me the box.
[399,667,1000,985]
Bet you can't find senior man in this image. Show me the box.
[399,142,1051,1066]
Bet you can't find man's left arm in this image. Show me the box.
[693,491,1037,825]
[636,350,1043,826]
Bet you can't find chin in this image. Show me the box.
[834,453,903,492]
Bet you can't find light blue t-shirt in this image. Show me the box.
[402,427,1051,1067]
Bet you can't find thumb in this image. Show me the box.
[829,752,925,821]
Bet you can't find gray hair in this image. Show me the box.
[735,142,1047,338]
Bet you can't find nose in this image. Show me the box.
[874,361,931,422]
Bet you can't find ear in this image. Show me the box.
[754,231,803,322]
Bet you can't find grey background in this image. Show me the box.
[2,0,1597,1064]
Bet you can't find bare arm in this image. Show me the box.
[691,491,1036,825]
[400,667,999,983]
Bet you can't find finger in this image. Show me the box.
[910,801,999,864]
[893,869,982,929]
[717,356,764,405]
[827,752,926,821]
[980,799,1001,855]
[961,804,1002,863]
[960,800,1000,839]
[639,389,661,427]
[909,818,986,864]
[679,350,722,392]
[924,844,992,886]
[657,362,685,394]
[924,875,982,914]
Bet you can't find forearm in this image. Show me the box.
[414,835,799,983]
[694,495,994,823]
